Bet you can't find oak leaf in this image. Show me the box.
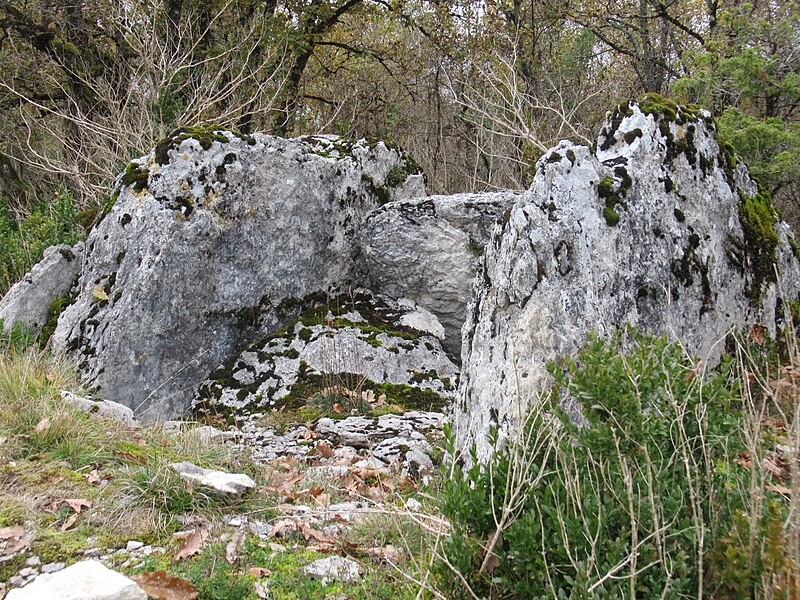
[174,527,209,560]
[130,570,198,600]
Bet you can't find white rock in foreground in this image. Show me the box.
[302,556,361,585]
[170,461,255,495]
[5,560,146,600]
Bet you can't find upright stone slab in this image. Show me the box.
[455,98,800,462]
[359,192,519,353]
[52,132,424,421]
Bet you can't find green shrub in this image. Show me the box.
[0,192,83,294]
[437,332,767,598]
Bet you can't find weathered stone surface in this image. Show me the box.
[0,243,82,334]
[5,559,146,600]
[359,193,519,352]
[61,391,138,428]
[315,411,444,448]
[194,290,457,418]
[51,132,424,421]
[170,461,256,495]
[455,100,800,462]
[302,556,361,585]
[161,422,237,444]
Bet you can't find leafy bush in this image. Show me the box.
[436,332,790,598]
[0,191,83,294]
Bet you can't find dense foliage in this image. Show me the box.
[0,192,82,294]
[438,333,796,598]
[0,0,798,225]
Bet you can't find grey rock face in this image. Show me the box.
[359,193,519,352]
[0,243,82,334]
[52,132,423,421]
[170,461,256,495]
[455,101,800,462]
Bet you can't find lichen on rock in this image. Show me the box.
[455,99,800,463]
[193,289,458,425]
[50,133,425,421]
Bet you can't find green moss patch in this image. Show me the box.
[597,167,632,226]
[738,189,780,305]
[120,162,149,193]
[39,295,71,348]
[154,125,256,166]
[639,93,711,126]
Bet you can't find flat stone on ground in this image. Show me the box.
[5,560,146,600]
[170,461,256,495]
[302,556,361,585]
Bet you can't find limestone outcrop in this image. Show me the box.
[50,131,424,420]
[0,243,83,335]
[194,290,457,420]
[454,98,800,462]
[358,193,519,352]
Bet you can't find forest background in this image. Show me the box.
[0,0,797,289]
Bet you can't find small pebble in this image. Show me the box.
[83,548,102,557]
[126,541,144,552]
[142,546,154,556]
[405,498,422,511]
[18,567,36,578]
[8,576,23,586]
[41,562,65,574]
[25,556,41,567]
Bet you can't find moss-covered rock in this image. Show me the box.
[194,290,457,426]
[738,189,780,305]
[154,125,256,166]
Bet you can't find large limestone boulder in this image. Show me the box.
[52,131,424,421]
[358,192,519,352]
[455,98,800,462]
[0,243,82,335]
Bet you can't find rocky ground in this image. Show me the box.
[0,349,450,599]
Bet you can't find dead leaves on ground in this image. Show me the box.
[364,544,402,564]
[130,571,198,600]
[737,448,795,494]
[43,498,94,531]
[0,525,29,554]
[174,527,209,560]
[266,519,339,553]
